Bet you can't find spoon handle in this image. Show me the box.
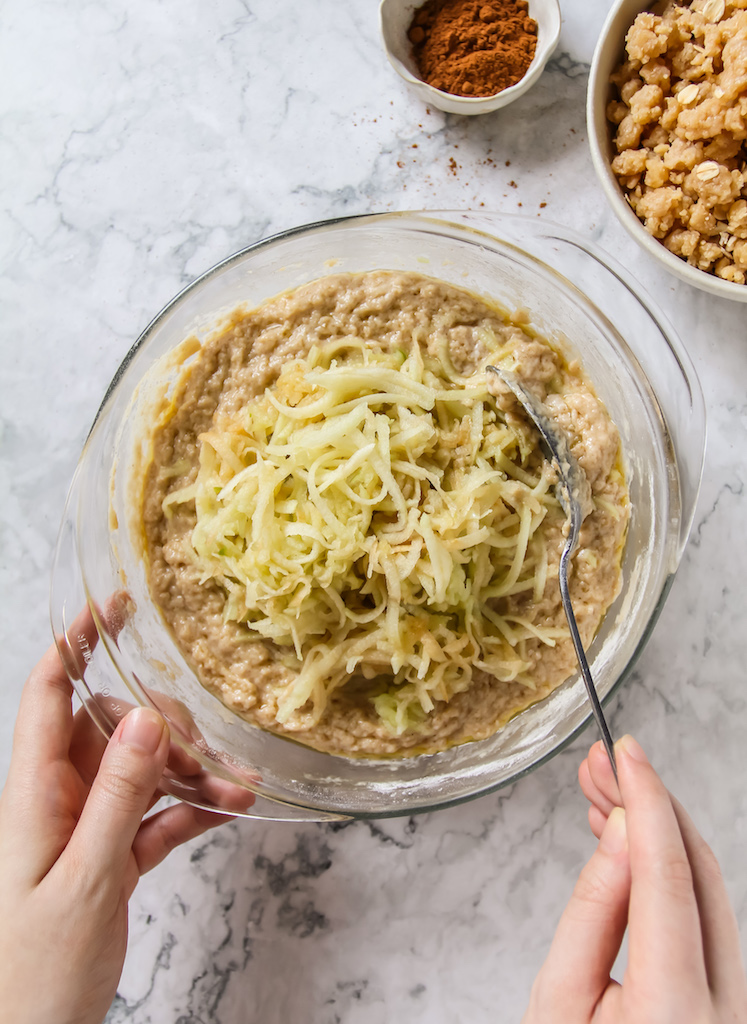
[558,562,619,787]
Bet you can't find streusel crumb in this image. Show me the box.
[609,0,747,285]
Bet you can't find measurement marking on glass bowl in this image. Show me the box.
[77,633,93,665]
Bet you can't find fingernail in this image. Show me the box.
[599,806,627,854]
[617,734,648,764]
[119,707,166,754]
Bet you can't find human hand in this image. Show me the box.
[0,629,251,1024]
[523,735,747,1023]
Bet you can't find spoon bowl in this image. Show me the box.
[487,363,619,782]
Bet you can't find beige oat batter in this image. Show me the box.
[141,271,629,757]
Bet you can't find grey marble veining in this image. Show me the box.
[2,1,746,1022]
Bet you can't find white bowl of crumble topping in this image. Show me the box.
[588,0,747,303]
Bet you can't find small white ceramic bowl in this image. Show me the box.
[587,0,747,303]
[379,0,561,115]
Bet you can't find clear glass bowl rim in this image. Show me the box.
[54,210,706,820]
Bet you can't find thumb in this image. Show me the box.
[530,808,631,1019]
[66,708,169,886]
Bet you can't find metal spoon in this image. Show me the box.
[486,364,619,784]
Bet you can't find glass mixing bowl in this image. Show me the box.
[50,212,705,821]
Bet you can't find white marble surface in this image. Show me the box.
[1,1,746,1021]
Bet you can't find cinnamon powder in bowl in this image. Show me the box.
[380,0,561,115]
[409,0,538,98]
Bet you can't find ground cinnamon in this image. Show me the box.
[408,0,538,98]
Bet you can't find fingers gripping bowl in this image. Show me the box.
[50,213,704,821]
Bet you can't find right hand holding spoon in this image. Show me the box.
[523,735,747,1023]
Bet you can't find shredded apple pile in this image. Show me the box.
[162,338,566,735]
